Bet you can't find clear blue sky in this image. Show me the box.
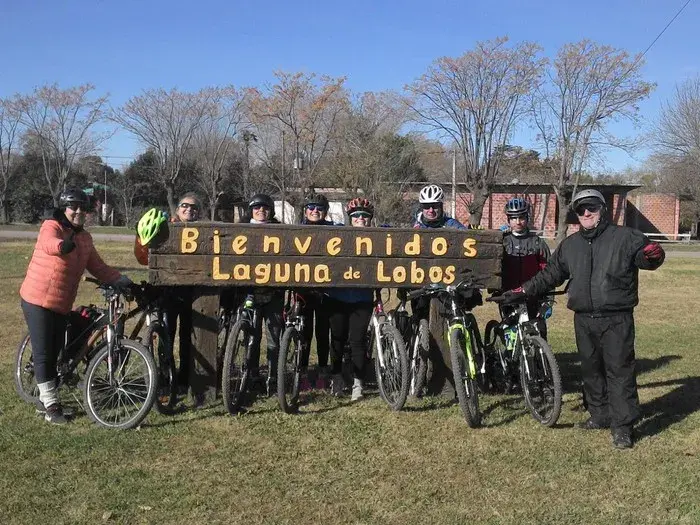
[1,0,697,172]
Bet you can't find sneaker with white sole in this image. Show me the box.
[351,378,364,402]
[44,404,69,425]
[35,400,74,418]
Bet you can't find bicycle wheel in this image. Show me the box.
[520,335,562,427]
[222,319,251,415]
[84,339,157,430]
[14,333,39,404]
[375,322,409,411]
[449,328,481,428]
[145,323,177,414]
[409,319,429,398]
[277,326,302,414]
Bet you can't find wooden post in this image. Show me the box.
[425,299,456,397]
[189,287,220,407]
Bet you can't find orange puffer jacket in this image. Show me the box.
[20,218,121,315]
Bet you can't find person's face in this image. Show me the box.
[64,202,88,227]
[350,211,372,228]
[251,204,272,223]
[576,202,603,230]
[304,203,327,223]
[422,202,442,221]
[508,214,528,233]
[177,199,200,222]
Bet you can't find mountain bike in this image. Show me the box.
[484,293,563,426]
[221,293,262,415]
[15,278,157,429]
[277,290,308,414]
[388,289,430,398]
[368,290,409,411]
[407,279,486,428]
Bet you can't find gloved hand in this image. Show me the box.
[501,287,526,304]
[113,275,134,291]
[499,224,510,233]
[643,242,664,263]
[60,231,76,254]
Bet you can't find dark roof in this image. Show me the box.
[397,182,642,194]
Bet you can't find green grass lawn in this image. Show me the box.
[0,223,132,234]
[1,240,698,524]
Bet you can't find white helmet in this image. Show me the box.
[419,184,444,204]
[571,189,606,209]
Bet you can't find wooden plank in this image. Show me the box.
[149,254,502,289]
[189,288,220,407]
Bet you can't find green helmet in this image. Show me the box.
[137,208,167,245]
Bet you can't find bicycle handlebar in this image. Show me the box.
[486,289,567,304]
[406,279,478,301]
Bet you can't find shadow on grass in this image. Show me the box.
[636,376,700,440]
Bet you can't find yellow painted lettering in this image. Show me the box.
[392,266,407,283]
[294,236,312,254]
[376,261,392,282]
[232,235,248,255]
[274,263,290,283]
[429,266,443,283]
[356,236,373,255]
[327,237,342,256]
[212,256,230,280]
[462,238,477,258]
[263,235,281,254]
[443,266,456,284]
[410,261,425,284]
[233,264,251,280]
[294,264,311,282]
[314,265,332,283]
[213,229,221,254]
[404,234,421,256]
[432,237,448,256]
[254,264,271,284]
[181,227,199,254]
[385,234,393,255]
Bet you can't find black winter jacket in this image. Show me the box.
[523,221,664,314]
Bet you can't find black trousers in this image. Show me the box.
[574,312,640,430]
[300,294,330,368]
[249,294,284,373]
[21,300,67,384]
[327,298,373,380]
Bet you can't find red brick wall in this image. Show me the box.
[626,193,679,236]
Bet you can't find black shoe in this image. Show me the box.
[577,417,610,430]
[35,401,74,418]
[612,428,633,449]
[44,404,69,425]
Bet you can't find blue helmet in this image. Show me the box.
[505,197,529,217]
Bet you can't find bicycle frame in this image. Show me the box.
[371,292,389,369]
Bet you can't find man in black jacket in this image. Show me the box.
[502,189,665,449]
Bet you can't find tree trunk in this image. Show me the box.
[166,183,177,218]
[467,190,489,226]
[554,190,570,244]
[0,197,8,224]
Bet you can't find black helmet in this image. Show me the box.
[304,192,329,209]
[248,193,275,218]
[505,197,529,217]
[59,188,89,209]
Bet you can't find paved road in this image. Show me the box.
[1,229,699,257]
[0,230,132,242]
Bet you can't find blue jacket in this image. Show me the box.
[413,212,467,230]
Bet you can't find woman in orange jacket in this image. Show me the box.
[19,188,132,424]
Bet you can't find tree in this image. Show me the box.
[654,76,700,237]
[10,83,109,207]
[0,98,22,223]
[248,71,348,214]
[406,37,544,223]
[191,87,246,219]
[112,88,213,215]
[532,40,655,242]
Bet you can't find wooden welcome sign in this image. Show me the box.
[149,222,503,289]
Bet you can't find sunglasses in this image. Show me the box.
[252,204,270,211]
[179,202,199,211]
[421,203,442,210]
[575,204,602,216]
[306,204,326,212]
[66,202,88,212]
[350,212,372,220]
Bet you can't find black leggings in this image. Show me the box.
[21,300,67,384]
[327,298,372,380]
[300,294,330,368]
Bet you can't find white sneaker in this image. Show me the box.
[331,374,344,397]
[351,378,364,401]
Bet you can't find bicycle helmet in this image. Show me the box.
[248,193,275,218]
[505,197,530,217]
[346,197,374,216]
[304,192,329,209]
[419,184,444,204]
[137,208,167,245]
[571,189,606,210]
[59,188,89,208]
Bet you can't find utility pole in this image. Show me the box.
[451,148,456,218]
[281,130,286,223]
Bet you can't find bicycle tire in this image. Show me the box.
[84,339,157,430]
[222,319,251,415]
[520,335,562,427]
[410,319,430,398]
[14,333,39,404]
[375,322,409,411]
[145,323,177,414]
[277,326,302,414]
[449,328,481,428]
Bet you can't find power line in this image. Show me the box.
[637,0,694,63]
